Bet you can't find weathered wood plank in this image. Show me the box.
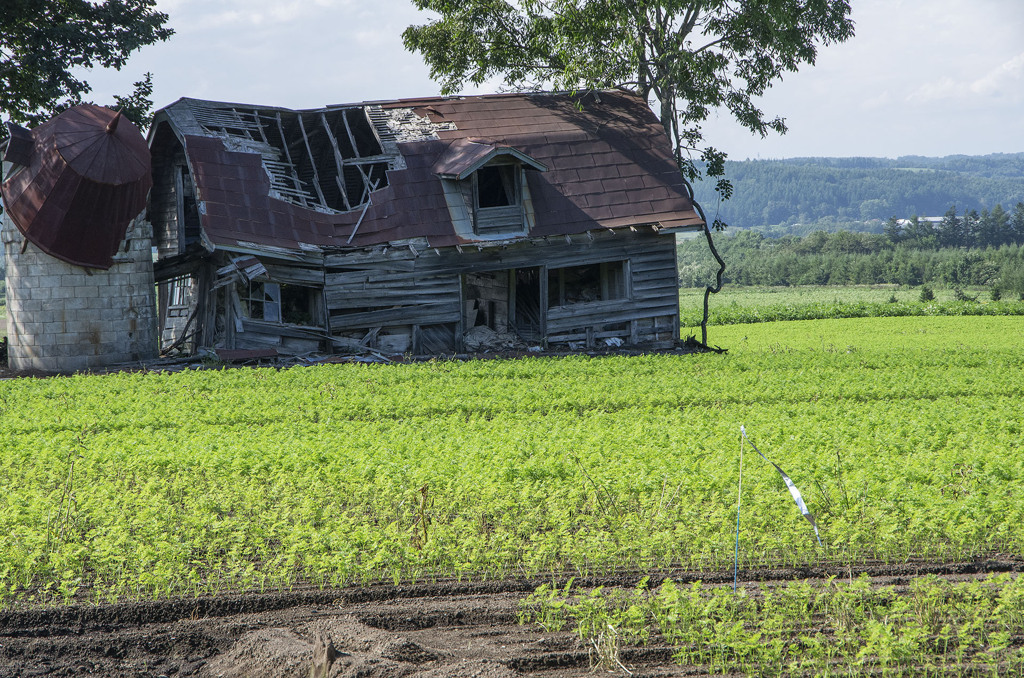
[327,270,459,286]
[417,323,457,353]
[547,303,679,331]
[328,283,457,296]
[240,319,328,339]
[325,257,418,273]
[631,287,678,301]
[264,264,325,286]
[627,259,677,274]
[549,329,631,343]
[233,333,283,349]
[630,268,676,282]
[475,205,525,234]
[325,277,460,309]
[326,291,458,309]
[629,260,677,276]
[329,302,461,329]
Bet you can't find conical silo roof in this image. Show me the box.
[1,104,152,269]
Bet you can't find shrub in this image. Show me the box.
[919,286,935,302]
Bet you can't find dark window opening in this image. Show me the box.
[280,284,321,326]
[476,165,517,208]
[548,261,628,307]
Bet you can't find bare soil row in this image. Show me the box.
[2,558,1020,677]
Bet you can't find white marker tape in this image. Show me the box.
[741,426,823,546]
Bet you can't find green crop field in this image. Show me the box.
[1,315,1022,609]
[710,314,1020,352]
[679,284,1024,328]
[521,573,1024,675]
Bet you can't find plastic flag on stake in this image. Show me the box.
[740,426,823,547]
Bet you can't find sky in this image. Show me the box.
[79,0,1024,161]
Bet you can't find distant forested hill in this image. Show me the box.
[692,153,1024,234]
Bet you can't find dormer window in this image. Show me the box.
[473,162,524,234]
[433,139,546,238]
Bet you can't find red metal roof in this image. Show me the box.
[1,105,152,269]
[156,90,703,254]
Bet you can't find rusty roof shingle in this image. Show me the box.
[154,89,703,254]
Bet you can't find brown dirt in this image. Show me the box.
[1,559,1020,677]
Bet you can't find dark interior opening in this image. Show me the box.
[514,267,542,340]
[280,284,318,325]
[477,165,516,208]
[463,270,510,331]
[548,261,627,307]
[240,281,322,326]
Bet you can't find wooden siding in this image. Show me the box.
[325,228,679,352]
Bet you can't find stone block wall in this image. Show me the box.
[1,213,158,373]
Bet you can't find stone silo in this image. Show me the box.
[1,105,157,373]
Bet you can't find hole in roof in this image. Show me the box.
[195,105,393,213]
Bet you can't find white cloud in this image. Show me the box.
[861,91,892,111]
[908,77,961,104]
[907,52,1024,105]
[970,53,1024,96]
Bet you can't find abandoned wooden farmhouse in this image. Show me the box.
[150,89,706,355]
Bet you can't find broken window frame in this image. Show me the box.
[236,279,325,327]
[166,275,193,315]
[239,280,281,322]
[158,274,198,353]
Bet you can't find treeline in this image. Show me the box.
[692,154,1024,232]
[679,203,1024,294]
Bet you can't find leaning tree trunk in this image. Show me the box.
[656,96,726,349]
